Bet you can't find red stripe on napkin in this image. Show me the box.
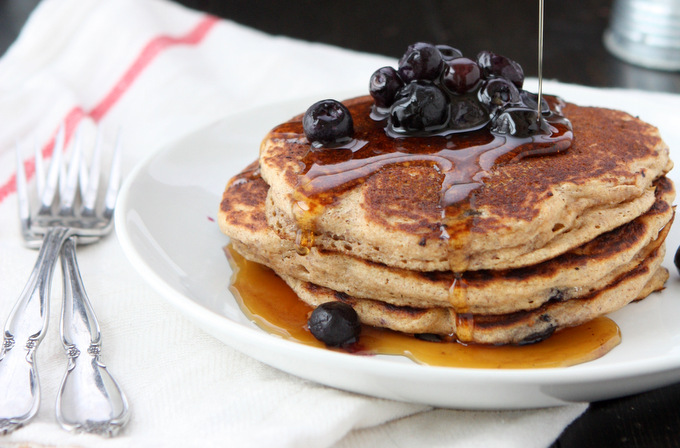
[89,15,218,121]
[0,14,219,205]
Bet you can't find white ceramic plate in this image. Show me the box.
[116,82,680,409]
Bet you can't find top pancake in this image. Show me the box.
[260,96,672,271]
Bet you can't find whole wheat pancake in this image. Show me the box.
[219,162,674,314]
[259,97,672,272]
[280,248,668,345]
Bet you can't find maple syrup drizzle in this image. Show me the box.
[226,246,621,369]
[449,273,468,312]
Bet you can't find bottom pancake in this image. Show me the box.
[277,246,667,345]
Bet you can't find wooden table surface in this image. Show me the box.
[1,1,679,446]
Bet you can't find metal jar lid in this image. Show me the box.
[604,0,680,71]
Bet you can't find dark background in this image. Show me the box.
[3,0,680,93]
[1,1,679,447]
[178,0,680,92]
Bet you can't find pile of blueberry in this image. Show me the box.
[302,42,555,146]
[369,42,551,138]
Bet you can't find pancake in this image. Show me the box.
[280,248,668,345]
[259,97,672,272]
[219,162,674,315]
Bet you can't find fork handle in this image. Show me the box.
[56,237,129,436]
[0,226,71,432]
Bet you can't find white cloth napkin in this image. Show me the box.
[0,0,593,446]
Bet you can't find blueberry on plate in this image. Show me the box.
[415,333,443,342]
[308,302,361,347]
[303,99,354,145]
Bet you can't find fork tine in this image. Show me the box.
[59,127,82,215]
[15,141,30,226]
[40,125,65,213]
[58,151,66,204]
[34,139,45,199]
[78,151,88,205]
[81,128,102,215]
[102,130,122,219]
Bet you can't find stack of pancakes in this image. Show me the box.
[219,96,674,345]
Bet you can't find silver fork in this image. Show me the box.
[0,125,129,436]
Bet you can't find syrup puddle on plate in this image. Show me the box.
[225,246,621,369]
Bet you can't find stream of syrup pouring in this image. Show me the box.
[229,0,622,368]
[537,0,545,122]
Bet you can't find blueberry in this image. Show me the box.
[519,90,550,114]
[449,97,488,130]
[478,78,521,110]
[369,66,404,108]
[398,42,444,82]
[490,107,550,137]
[303,99,354,145]
[436,44,463,61]
[390,82,449,133]
[476,50,525,88]
[308,302,361,347]
[675,245,680,276]
[415,333,443,342]
[441,57,481,95]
